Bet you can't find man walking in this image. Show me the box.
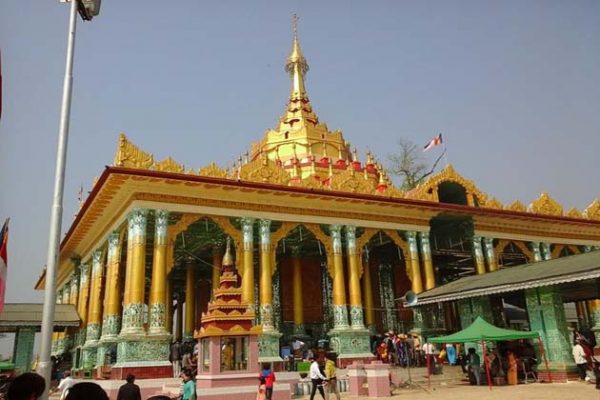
[308,356,327,400]
[323,354,340,400]
[116,374,141,400]
[573,339,589,381]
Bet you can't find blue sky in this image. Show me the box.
[1,0,599,303]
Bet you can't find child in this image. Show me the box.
[256,377,266,400]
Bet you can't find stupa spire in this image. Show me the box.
[285,14,309,100]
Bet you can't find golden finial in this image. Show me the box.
[322,142,327,158]
[222,237,234,266]
[286,14,309,99]
[352,148,358,162]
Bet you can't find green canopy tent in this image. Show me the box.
[425,317,551,389]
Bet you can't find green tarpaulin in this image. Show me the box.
[427,316,540,343]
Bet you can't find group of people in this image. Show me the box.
[372,330,423,367]
[169,340,198,378]
[2,372,109,400]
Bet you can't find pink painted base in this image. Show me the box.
[346,361,368,397]
[365,361,390,397]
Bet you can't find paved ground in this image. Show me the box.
[293,381,599,400]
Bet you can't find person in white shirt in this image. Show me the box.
[423,342,436,374]
[56,370,75,400]
[572,340,588,381]
[308,356,326,400]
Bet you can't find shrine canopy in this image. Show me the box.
[427,317,539,343]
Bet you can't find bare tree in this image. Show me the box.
[387,138,444,190]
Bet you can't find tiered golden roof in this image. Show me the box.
[108,21,600,222]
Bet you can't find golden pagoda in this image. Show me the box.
[35,19,600,382]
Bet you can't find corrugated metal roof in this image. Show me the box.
[414,251,600,305]
[0,304,80,331]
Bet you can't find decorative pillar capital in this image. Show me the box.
[330,225,342,254]
[345,225,357,255]
[154,209,169,244]
[128,208,149,236]
[259,219,271,251]
[241,217,255,251]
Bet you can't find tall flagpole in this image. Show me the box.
[38,0,78,397]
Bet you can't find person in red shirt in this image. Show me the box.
[259,363,276,400]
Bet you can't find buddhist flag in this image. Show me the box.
[0,219,8,313]
[423,133,443,152]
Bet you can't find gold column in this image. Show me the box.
[483,237,498,272]
[419,232,436,290]
[121,208,148,336]
[291,247,304,335]
[85,249,105,344]
[240,218,255,309]
[361,250,375,330]
[405,232,424,294]
[472,235,486,275]
[149,210,169,336]
[346,226,365,329]
[330,225,349,329]
[123,221,134,305]
[259,220,275,331]
[77,262,91,330]
[70,273,79,307]
[52,290,62,354]
[184,259,196,340]
[211,242,223,294]
[100,231,122,340]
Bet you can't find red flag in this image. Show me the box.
[0,219,9,313]
[423,133,443,152]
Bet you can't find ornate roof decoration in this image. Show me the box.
[153,157,184,173]
[198,162,229,179]
[113,133,154,169]
[329,167,376,194]
[375,185,405,199]
[507,200,527,212]
[483,197,503,210]
[238,156,291,185]
[528,193,563,216]
[567,207,583,219]
[584,199,600,220]
[407,164,488,206]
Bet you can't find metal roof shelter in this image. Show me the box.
[0,304,80,332]
[413,251,600,305]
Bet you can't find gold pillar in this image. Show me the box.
[346,226,364,328]
[419,232,436,290]
[77,262,91,329]
[473,235,486,275]
[405,232,423,294]
[85,249,105,343]
[101,231,122,339]
[330,225,349,328]
[149,210,169,336]
[292,248,304,334]
[121,208,148,335]
[483,237,498,272]
[70,273,79,307]
[259,220,274,330]
[184,259,196,340]
[361,250,375,329]
[240,218,255,308]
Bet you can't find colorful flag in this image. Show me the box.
[0,219,8,313]
[423,133,443,152]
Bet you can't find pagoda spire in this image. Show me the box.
[285,14,309,101]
